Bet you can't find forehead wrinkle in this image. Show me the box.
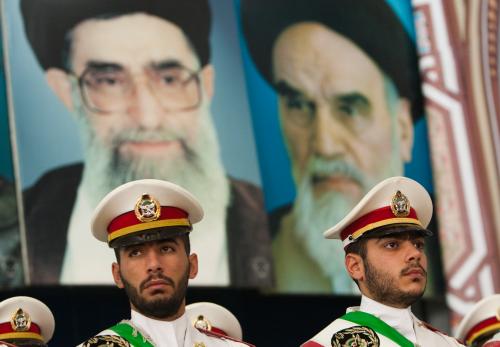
[274,53,317,99]
[70,13,199,74]
[274,22,383,104]
[275,52,335,104]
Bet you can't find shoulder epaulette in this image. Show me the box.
[421,321,463,344]
[196,328,255,347]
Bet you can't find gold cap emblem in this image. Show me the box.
[193,314,212,331]
[391,190,410,217]
[134,194,161,222]
[10,308,31,332]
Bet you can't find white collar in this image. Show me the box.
[357,295,417,343]
[130,310,188,347]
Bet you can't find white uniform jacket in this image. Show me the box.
[301,296,464,347]
[76,310,252,347]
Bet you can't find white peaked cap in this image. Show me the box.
[91,179,204,247]
[0,296,55,343]
[324,176,432,248]
[456,294,500,346]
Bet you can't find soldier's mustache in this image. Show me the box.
[140,273,175,292]
[400,263,426,276]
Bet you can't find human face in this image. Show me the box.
[112,238,198,320]
[354,234,427,308]
[72,13,213,161]
[45,13,227,208]
[272,22,413,205]
[51,13,214,164]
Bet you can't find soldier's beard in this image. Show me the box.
[364,258,426,308]
[120,267,190,319]
[78,105,229,220]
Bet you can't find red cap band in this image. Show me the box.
[107,206,191,242]
[465,316,500,345]
[0,321,42,341]
[340,206,420,244]
[108,206,188,233]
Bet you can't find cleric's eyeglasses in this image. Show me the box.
[72,63,202,114]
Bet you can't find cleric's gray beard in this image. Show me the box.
[78,107,230,218]
[291,160,364,294]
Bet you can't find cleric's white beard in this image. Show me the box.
[78,106,230,228]
[291,172,356,294]
[290,151,404,293]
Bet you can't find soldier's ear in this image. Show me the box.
[112,262,124,289]
[45,68,74,111]
[345,253,364,282]
[188,253,198,279]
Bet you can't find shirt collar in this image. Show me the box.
[358,295,417,343]
[130,309,188,347]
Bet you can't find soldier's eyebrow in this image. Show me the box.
[374,238,387,245]
[122,243,142,253]
[158,237,179,245]
[374,232,424,243]
[374,235,399,244]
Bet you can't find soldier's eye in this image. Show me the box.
[384,241,399,249]
[128,249,142,257]
[414,240,425,250]
[160,246,174,253]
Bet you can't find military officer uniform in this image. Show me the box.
[301,176,465,347]
[0,296,55,347]
[302,295,462,347]
[456,294,500,346]
[77,309,252,347]
[76,179,254,347]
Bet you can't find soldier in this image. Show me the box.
[0,296,55,347]
[77,179,253,346]
[186,302,243,340]
[301,176,464,346]
[456,294,500,346]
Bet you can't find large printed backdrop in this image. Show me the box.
[1,0,446,298]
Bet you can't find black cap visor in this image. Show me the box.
[358,223,433,241]
[109,226,191,248]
